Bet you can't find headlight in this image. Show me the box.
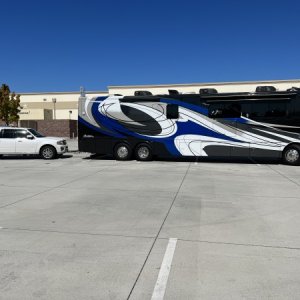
[57,140,66,145]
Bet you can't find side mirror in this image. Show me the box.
[26,135,34,140]
[166,104,179,119]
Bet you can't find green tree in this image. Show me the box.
[0,84,21,126]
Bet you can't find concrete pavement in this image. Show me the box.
[0,154,300,299]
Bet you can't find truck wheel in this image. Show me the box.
[114,143,132,160]
[40,145,57,160]
[135,144,153,161]
[282,145,300,165]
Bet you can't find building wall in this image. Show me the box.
[19,108,45,120]
[20,120,78,138]
[19,91,107,120]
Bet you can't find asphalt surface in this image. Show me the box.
[0,152,300,300]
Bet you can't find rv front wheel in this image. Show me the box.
[114,143,132,160]
[283,145,300,165]
[135,144,152,161]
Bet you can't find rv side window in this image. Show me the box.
[240,101,288,118]
[166,104,179,119]
[265,102,287,117]
[209,103,241,118]
[250,102,269,118]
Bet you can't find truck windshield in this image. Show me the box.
[28,128,45,137]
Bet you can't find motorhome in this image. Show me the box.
[78,86,300,165]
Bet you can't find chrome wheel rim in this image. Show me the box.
[138,146,149,159]
[117,146,129,159]
[285,149,299,163]
[42,147,53,159]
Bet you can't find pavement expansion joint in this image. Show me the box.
[126,163,191,300]
[0,165,116,210]
[0,187,55,209]
[161,237,300,251]
[0,227,155,240]
[267,165,300,188]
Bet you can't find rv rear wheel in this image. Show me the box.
[135,144,153,161]
[283,145,300,165]
[114,143,132,160]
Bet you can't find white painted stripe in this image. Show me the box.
[151,238,178,300]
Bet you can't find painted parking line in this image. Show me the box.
[151,238,178,300]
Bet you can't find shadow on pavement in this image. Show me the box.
[0,154,73,160]
[83,154,280,165]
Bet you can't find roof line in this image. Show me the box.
[108,79,300,89]
[18,90,108,95]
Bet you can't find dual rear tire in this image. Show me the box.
[114,143,152,161]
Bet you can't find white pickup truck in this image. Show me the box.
[0,127,68,159]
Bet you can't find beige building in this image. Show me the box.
[19,91,107,121]
[19,79,300,121]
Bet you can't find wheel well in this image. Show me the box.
[134,141,152,151]
[113,141,131,151]
[39,144,57,155]
[284,142,300,151]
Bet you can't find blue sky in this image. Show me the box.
[1,0,300,92]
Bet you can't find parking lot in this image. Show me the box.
[1,152,300,300]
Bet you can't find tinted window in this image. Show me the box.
[28,128,44,137]
[209,103,241,118]
[250,102,269,117]
[2,129,15,138]
[265,102,287,117]
[241,101,287,118]
[14,130,28,138]
[166,104,179,119]
[241,103,252,117]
